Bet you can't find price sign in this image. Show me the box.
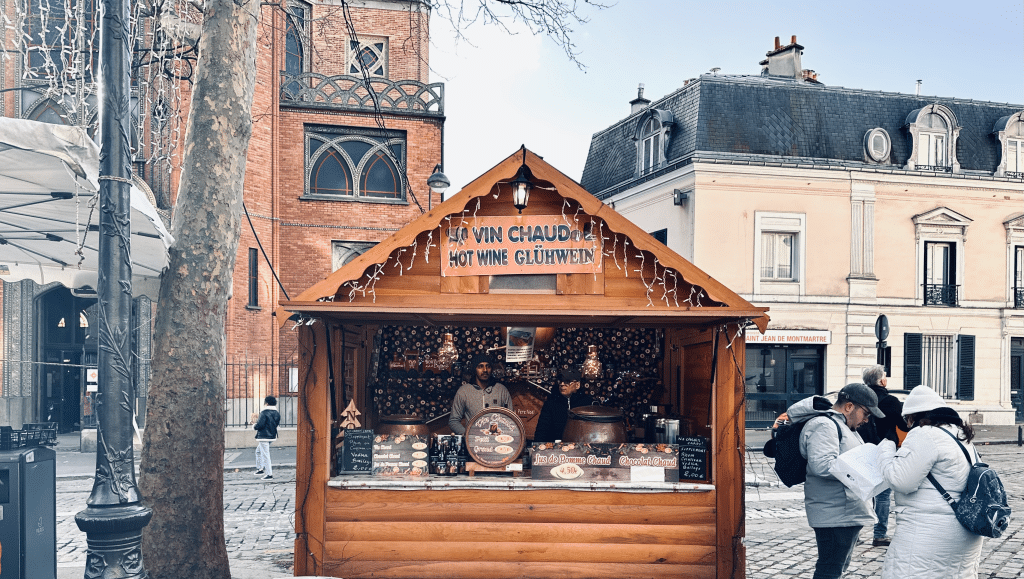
[465,407,525,468]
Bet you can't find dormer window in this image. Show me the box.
[633,109,673,176]
[905,104,961,173]
[993,111,1024,178]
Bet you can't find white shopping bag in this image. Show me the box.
[829,443,889,502]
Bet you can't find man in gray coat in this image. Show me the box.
[789,383,883,579]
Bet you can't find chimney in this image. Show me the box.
[630,83,650,114]
[762,35,804,79]
[802,69,821,83]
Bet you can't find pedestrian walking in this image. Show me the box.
[877,385,984,579]
[789,382,882,579]
[252,395,280,480]
[856,364,908,546]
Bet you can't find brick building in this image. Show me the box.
[0,0,443,436]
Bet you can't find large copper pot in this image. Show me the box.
[561,406,627,444]
[375,414,429,437]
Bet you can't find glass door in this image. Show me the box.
[744,345,825,428]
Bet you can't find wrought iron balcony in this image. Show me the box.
[1015,286,1024,308]
[915,164,953,173]
[1007,171,1024,180]
[280,73,444,117]
[923,283,958,306]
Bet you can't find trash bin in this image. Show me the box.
[0,446,56,579]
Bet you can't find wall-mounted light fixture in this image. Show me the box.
[509,145,534,214]
[581,344,602,379]
[426,164,450,210]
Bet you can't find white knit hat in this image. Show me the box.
[901,385,947,417]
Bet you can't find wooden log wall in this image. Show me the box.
[320,487,718,579]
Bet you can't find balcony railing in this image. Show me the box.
[280,72,444,116]
[1015,286,1024,308]
[916,164,953,173]
[923,283,959,306]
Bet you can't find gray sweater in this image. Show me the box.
[448,381,513,434]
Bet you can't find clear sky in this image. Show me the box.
[428,0,1024,195]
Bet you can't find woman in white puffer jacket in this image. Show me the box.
[876,385,983,579]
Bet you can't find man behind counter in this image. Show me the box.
[448,353,513,435]
[533,368,594,442]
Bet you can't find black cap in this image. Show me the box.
[469,352,494,369]
[837,382,884,418]
[559,368,582,383]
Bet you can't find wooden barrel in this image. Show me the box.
[375,414,429,437]
[562,406,627,444]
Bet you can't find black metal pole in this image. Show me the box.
[74,0,152,572]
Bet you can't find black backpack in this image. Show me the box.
[926,427,1012,538]
[763,399,842,487]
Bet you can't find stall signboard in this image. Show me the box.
[371,433,430,476]
[339,429,374,473]
[530,442,680,483]
[465,407,526,468]
[441,215,603,277]
[677,435,710,481]
[746,330,831,345]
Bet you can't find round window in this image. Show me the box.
[864,128,891,163]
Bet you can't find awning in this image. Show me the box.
[0,117,173,298]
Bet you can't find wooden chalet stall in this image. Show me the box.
[281,148,769,579]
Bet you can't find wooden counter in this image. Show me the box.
[315,479,720,578]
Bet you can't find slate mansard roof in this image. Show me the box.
[580,74,1023,198]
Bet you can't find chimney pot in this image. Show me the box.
[775,36,781,49]
[791,35,797,45]
[629,83,651,114]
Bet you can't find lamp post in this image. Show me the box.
[74,0,152,573]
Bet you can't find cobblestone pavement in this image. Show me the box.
[56,441,1022,578]
[57,468,297,575]
[744,444,1024,579]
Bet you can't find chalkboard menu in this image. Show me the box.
[677,435,709,481]
[465,407,525,468]
[339,429,374,473]
[372,433,430,476]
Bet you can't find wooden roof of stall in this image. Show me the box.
[280,148,769,330]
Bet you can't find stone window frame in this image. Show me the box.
[904,104,961,173]
[302,125,407,204]
[348,35,388,78]
[632,108,673,177]
[332,240,377,272]
[1004,213,1024,307]
[992,111,1024,178]
[753,211,806,297]
[284,0,312,76]
[912,207,971,306]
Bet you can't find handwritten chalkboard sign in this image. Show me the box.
[340,429,374,473]
[465,407,525,468]
[677,435,709,481]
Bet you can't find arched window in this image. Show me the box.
[993,111,1024,178]
[633,109,673,176]
[361,151,401,198]
[905,104,960,172]
[284,3,307,76]
[310,149,353,196]
[28,99,70,125]
[303,126,406,202]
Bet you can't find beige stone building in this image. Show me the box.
[581,38,1024,426]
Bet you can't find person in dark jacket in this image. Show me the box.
[533,368,594,442]
[252,395,280,480]
[856,365,907,546]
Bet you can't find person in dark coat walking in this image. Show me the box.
[856,365,907,546]
[533,368,594,442]
[252,395,281,480]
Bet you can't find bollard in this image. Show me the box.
[1018,425,1022,447]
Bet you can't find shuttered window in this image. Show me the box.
[903,332,975,400]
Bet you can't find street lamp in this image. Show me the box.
[426,163,449,210]
[74,0,151,574]
[509,145,534,214]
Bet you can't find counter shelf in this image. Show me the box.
[327,473,714,493]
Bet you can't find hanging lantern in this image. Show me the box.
[581,344,602,379]
[437,332,459,369]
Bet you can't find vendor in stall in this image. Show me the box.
[533,368,594,442]
[448,353,513,435]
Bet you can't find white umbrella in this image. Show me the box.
[0,117,172,298]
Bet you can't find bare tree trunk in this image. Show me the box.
[138,0,259,575]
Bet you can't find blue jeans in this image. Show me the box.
[873,487,892,538]
[812,526,862,579]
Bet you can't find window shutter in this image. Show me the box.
[957,334,975,401]
[904,333,923,389]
